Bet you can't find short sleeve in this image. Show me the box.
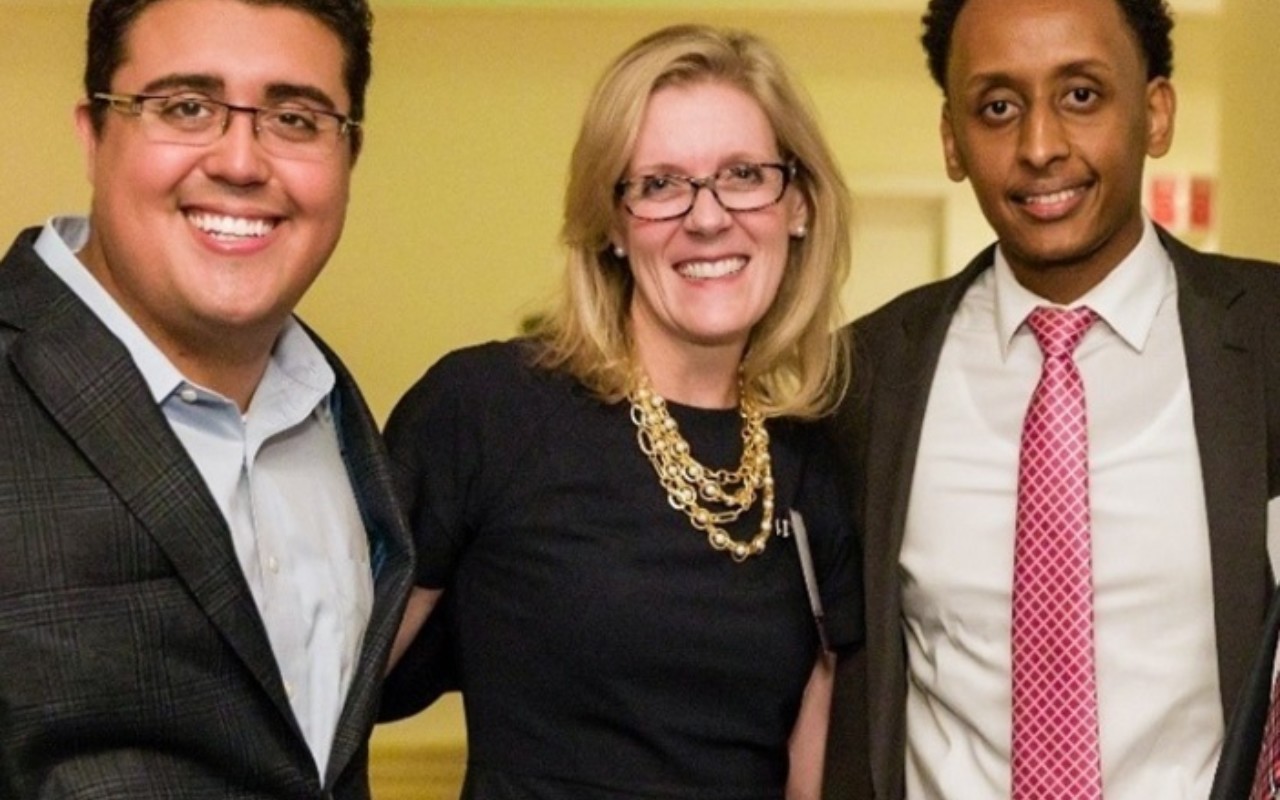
[383,346,492,588]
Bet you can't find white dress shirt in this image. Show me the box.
[901,219,1223,799]
[35,217,374,776]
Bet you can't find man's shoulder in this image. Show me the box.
[1163,229,1280,289]
[845,247,993,344]
[0,227,62,318]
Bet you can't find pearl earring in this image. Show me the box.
[613,244,626,258]
[791,225,807,239]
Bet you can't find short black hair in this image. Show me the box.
[920,0,1174,91]
[84,0,373,154]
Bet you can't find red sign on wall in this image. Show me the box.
[1148,175,1179,229]
[1190,176,1214,230]
[1146,174,1216,233]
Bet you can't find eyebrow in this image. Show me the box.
[135,73,340,112]
[139,73,222,95]
[264,83,339,112]
[963,58,1114,94]
[630,154,782,176]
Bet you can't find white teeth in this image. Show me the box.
[1025,188,1081,206]
[677,257,747,280]
[187,212,275,239]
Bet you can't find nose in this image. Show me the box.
[1018,103,1070,170]
[682,181,732,235]
[201,109,271,186]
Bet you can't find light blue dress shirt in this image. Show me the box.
[35,217,374,776]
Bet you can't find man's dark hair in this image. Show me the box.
[84,0,373,154]
[920,0,1175,92]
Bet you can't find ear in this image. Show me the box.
[74,100,100,185]
[940,102,967,183]
[1145,77,1176,159]
[785,187,809,236]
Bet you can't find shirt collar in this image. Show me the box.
[993,216,1175,359]
[36,216,186,404]
[34,215,334,410]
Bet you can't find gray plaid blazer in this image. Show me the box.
[0,227,414,799]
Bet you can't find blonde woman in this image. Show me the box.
[384,24,861,799]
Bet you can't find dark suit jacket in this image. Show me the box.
[1213,573,1280,797]
[823,229,1280,799]
[0,227,414,799]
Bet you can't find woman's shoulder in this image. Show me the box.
[400,338,546,398]
[428,337,537,379]
[387,338,578,434]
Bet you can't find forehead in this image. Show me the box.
[630,80,778,168]
[948,0,1144,91]
[116,0,349,105]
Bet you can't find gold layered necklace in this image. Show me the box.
[627,371,774,563]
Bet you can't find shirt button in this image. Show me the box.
[266,556,279,573]
[284,681,294,698]
[178,387,199,404]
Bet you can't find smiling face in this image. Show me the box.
[74,0,353,370]
[940,0,1174,302]
[616,79,807,374]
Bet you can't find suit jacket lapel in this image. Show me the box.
[318,345,414,787]
[1165,230,1272,721]
[0,233,300,732]
[1212,588,1280,799]
[857,247,996,799]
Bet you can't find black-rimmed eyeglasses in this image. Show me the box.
[91,92,360,162]
[616,161,798,222]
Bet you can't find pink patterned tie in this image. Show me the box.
[1012,306,1102,800]
[1250,674,1280,798]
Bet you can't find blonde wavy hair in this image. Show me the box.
[532,24,852,420]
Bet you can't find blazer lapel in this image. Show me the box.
[320,351,414,787]
[1165,230,1272,721]
[1211,588,1280,799]
[1,236,299,731]
[856,247,996,799]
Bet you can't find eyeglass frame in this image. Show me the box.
[90,92,361,159]
[615,161,799,222]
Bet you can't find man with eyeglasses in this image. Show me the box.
[0,1,412,798]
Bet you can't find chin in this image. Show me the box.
[1008,231,1106,268]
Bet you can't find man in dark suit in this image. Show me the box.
[823,0,1280,797]
[0,0,412,797]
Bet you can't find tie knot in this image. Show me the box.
[1026,306,1097,358]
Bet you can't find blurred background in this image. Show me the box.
[2,0,1277,796]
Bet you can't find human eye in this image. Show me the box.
[1063,86,1101,111]
[636,174,686,201]
[719,163,767,190]
[262,106,323,141]
[153,94,217,129]
[978,97,1020,125]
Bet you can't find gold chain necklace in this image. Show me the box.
[627,372,774,563]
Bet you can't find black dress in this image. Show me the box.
[384,339,862,799]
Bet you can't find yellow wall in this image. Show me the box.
[1219,0,1280,262]
[0,5,1270,796]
